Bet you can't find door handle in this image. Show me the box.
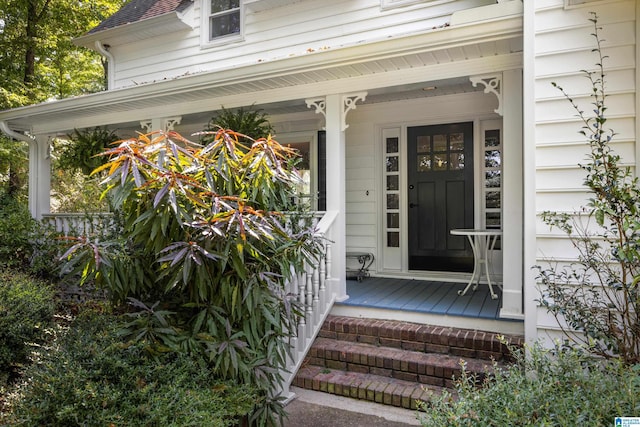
[409,203,418,208]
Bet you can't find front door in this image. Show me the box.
[407,122,474,272]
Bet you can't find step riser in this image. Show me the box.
[319,316,523,361]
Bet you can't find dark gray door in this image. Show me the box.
[407,122,474,272]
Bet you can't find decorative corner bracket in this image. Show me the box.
[305,97,327,129]
[342,92,367,131]
[470,74,503,116]
[305,92,368,131]
[140,116,183,133]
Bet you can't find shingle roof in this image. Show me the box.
[88,0,192,34]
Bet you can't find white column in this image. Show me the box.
[500,69,524,319]
[29,135,51,219]
[324,94,348,301]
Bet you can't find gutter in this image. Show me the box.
[0,120,34,145]
[94,41,115,90]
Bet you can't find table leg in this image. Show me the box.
[458,234,481,297]
[457,234,499,299]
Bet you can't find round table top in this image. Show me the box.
[450,229,502,236]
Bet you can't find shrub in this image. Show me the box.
[536,14,640,364]
[0,269,55,379]
[418,343,640,426]
[0,195,36,271]
[60,129,322,426]
[1,311,257,426]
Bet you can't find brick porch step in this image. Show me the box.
[293,364,445,410]
[306,337,493,389]
[292,315,524,410]
[319,315,523,361]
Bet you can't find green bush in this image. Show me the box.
[1,311,257,426]
[418,343,640,426]
[61,129,322,425]
[0,195,36,270]
[0,269,55,377]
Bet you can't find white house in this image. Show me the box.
[0,0,637,394]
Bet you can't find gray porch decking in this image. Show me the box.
[340,277,509,321]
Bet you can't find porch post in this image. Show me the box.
[32,135,52,219]
[500,69,524,319]
[308,93,367,302]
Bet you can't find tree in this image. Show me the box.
[0,0,125,109]
[0,0,125,198]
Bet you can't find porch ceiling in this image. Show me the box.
[0,15,522,136]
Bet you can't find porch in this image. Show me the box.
[333,277,523,335]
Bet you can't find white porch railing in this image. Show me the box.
[42,210,342,401]
[280,210,340,400]
[41,212,115,237]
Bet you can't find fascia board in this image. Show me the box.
[3,15,522,127]
[73,11,193,50]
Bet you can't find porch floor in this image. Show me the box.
[342,277,506,320]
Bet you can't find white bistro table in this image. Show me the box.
[449,229,502,300]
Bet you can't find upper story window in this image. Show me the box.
[205,0,242,44]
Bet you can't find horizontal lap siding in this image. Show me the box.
[111,0,495,88]
[533,0,637,340]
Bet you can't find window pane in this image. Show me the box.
[433,155,446,171]
[386,156,398,172]
[417,136,430,153]
[484,150,501,168]
[386,194,399,209]
[211,11,240,38]
[485,191,500,208]
[449,153,464,170]
[386,137,398,153]
[450,133,464,151]
[417,154,431,172]
[211,0,239,14]
[387,232,399,247]
[433,134,446,152]
[387,213,399,228]
[486,212,501,228]
[485,170,500,188]
[211,12,240,38]
[386,175,399,191]
[485,129,500,147]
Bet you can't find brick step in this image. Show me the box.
[293,364,446,410]
[319,315,524,361]
[307,337,495,388]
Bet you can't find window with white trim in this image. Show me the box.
[206,0,241,43]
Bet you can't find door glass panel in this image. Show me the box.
[485,129,500,147]
[387,232,400,247]
[486,212,501,227]
[387,213,399,228]
[386,137,399,153]
[486,191,500,208]
[386,156,398,172]
[387,193,399,209]
[433,134,447,152]
[386,175,399,190]
[485,150,501,168]
[433,155,447,171]
[485,170,500,188]
[449,133,464,151]
[417,155,431,172]
[416,136,430,153]
[449,153,464,170]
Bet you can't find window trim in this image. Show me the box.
[200,0,244,48]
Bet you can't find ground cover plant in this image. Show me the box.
[0,268,55,383]
[1,309,257,426]
[60,128,321,426]
[418,343,640,426]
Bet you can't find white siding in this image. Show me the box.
[532,0,637,341]
[109,0,496,88]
